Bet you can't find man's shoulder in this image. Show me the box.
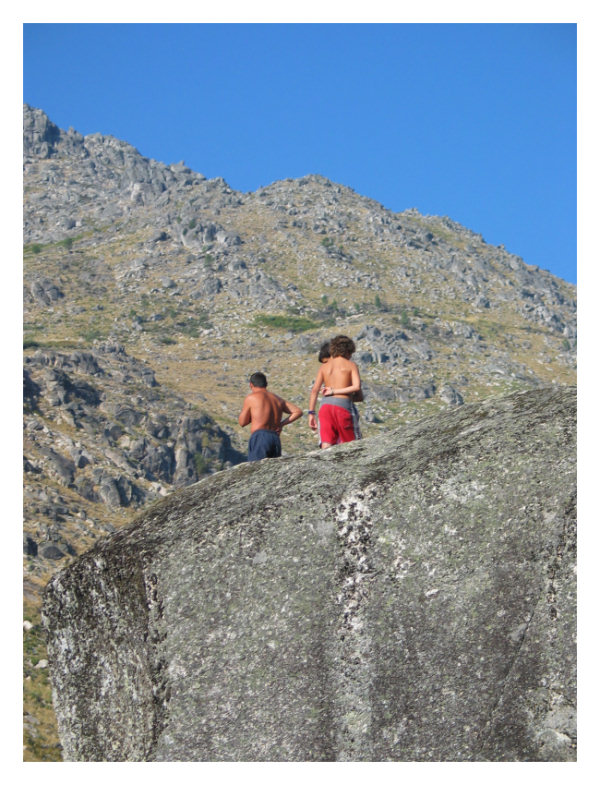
[267,389,285,404]
[245,390,263,404]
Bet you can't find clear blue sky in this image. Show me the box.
[23,22,577,284]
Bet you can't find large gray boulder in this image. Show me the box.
[42,386,576,761]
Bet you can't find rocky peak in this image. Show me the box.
[23,104,62,158]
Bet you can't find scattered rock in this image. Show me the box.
[30,277,64,306]
[23,535,38,557]
[40,543,65,560]
[439,384,464,406]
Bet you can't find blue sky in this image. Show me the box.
[23,22,577,283]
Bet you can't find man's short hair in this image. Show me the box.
[249,371,268,388]
[330,335,356,359]
[318,341,331,363]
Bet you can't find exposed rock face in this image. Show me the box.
[23,343,245,582]
[43,387,576,761]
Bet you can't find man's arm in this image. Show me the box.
[238,395,253,428]
[279,400,303,429]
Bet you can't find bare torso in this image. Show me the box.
[321,357,357,398]
[242,388,288,433]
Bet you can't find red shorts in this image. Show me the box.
[318,401,358,445]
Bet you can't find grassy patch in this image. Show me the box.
[24,235,84,257]
[251,314,320,333]
[23,602,63,761]
[130,305,213,341]
[193,452,209,476]
[79,327,106,344]
[24,335,87,351]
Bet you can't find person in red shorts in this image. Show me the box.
[314,340,363,443]
[308,335,362,449]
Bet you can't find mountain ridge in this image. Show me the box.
[23,104,576,759]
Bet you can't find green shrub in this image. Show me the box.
[174,309,212,337]
[80,328,104,343]
[251,314,319,333]
[193,452,209,476]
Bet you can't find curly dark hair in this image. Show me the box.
[329,335,356,359]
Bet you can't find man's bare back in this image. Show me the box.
[239,387,298,433]
[239,373,303,462]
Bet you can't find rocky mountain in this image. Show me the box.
[23,104,576,759]
[43,386,576,761]
[24,344,244,558]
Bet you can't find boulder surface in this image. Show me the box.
[43,386,576,761]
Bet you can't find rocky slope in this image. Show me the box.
[43,386,576,761]
[23,104,576,759]
[24,344,244,564]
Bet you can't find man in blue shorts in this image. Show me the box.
[238,372,303,461]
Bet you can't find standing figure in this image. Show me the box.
[238,372,303,461]
[308,335,362,449]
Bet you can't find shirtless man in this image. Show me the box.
[308,335,362,449]
[238,372,303,461]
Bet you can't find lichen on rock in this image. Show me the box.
[43,386,576,761]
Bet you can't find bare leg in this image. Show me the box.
[321,442,332,449]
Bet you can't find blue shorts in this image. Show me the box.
[248,429,282,461]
